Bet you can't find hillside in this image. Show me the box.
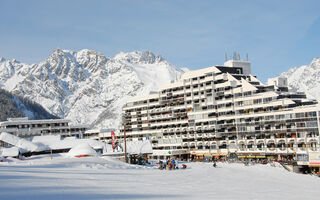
[0,88,58,121]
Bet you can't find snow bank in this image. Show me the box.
[67,143,98,157]
[1,157,320,200]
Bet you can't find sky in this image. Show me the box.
[0,0,320,82]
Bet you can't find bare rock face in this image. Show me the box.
[0,49,184,129]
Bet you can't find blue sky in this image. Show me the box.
[0,0,320,82]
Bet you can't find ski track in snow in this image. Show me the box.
[1,154,320,200]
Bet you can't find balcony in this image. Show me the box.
[196,141,204,146]
[182,142,189,147]
[307,137,319,143]
[238,139,246,144]
[209,133,216,137]
[202,133,209,138]
[182,134,188,139]
[189,142,196,147]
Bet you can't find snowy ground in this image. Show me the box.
[1,154,320,200]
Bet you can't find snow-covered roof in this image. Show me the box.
[1,146,20,157]
[0,132,110,154]
[85,128,116,134]
[0,132,48,153]
[1,118,70,126]
[31,136,106,150]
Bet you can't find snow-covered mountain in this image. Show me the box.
[0,49,184,128]
[278,57,320,99]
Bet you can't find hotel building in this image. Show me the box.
[0,117,88,147]
[120,58,320,161]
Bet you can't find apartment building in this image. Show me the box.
[0,117,88,147]
[120,58,320,162]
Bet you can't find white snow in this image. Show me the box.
[0,132,47,152]
[67,143,98,157]
[0,154,320,200]
[0,146,19,157]
[31,135,107,151]
[11,96,35,119]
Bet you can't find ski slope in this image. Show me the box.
[1,154,320,200]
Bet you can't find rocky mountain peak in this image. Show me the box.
[114,51,165,64]
[277,57,320,99]
[0,49,185,128]
[309,57,320,69]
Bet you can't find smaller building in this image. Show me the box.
[0,132,109,157]
[0,117,89,147]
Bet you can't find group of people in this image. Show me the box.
[158,159,187,170]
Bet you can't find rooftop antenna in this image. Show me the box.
[246,53,249,61]
[225,52,228,61]
[238,53,240,60]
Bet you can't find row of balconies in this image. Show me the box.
[151,137,320,147]
[173,142,319,153]
[237,137,319,144]
[152,133,215,140]
[150,114,173,120]
[2,126,72,132]
[234,119,317,125]
[149,120,189,127]
[135,130,319,141]
[181,133,215,139]
[159,126,216,133]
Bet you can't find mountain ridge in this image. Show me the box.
[278,57,320,99]
[0,49,185,129]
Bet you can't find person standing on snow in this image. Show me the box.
[166,159,171,170]
[171,159,176,170]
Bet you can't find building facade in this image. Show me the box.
[120,59,320,161]
[83,128,116,142]
[0,117,88,147]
